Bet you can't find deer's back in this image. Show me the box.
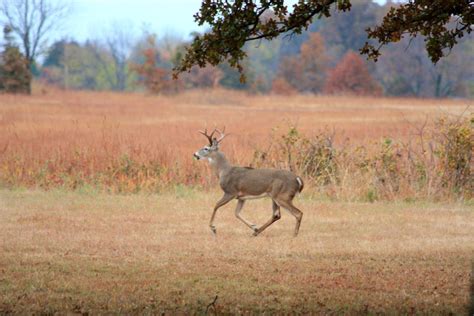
[220,167,300,197]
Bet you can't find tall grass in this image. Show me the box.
[0,88,471,200]
[251,117,472,201]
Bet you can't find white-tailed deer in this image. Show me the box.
[193,128,304,236]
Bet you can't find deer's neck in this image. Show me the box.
[208,151,231,179]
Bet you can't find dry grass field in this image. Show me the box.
[1,189,473,314]
[0,88,473,313]
[0,88,471,197]
[0,88,468,151]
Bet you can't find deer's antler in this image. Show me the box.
[214,127,228,144]
[199,128,216,145]
[199,127,228,146]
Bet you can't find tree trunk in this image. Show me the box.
[25,58,33,95]
[434,73,442,98]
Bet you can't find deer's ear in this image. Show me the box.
[211,137,219,148]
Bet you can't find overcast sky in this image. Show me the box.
[57,0,386,42]
[62,0,205,42]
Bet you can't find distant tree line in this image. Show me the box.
[1,0,473,98]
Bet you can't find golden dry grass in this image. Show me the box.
[1,88,468,150]
[0,88,471,193]
[0,189,473,314]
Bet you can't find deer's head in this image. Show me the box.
[193,128,227,160]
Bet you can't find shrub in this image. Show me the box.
[250,116,472,201]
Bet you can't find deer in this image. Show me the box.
[193,128,304,237]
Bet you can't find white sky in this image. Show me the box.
[57,0,386,42]
[62,0,205,41]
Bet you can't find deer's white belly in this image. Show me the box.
[239,193,269,200]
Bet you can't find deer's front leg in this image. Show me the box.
[234,199,258,233]
[209,193,235,235]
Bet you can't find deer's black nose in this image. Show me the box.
[193,153,200,160]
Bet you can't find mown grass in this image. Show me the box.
[1,188,473,314]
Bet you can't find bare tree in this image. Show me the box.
[375,34,473,98]
[0,0,69,93]
[93,22,134,91]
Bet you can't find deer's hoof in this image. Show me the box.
[252,229,259,237]
[210,225,216,235]
[251,224,258,233]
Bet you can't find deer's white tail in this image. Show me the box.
[296,176,304,193]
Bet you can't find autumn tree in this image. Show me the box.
[271,77,297,95]
[0,25,31,93]
[324,51,382,96]
[246,36,282,92]
[375,36,430,97]
[223,62,259,90]
[131,36,170,94]
[174,1,473,79]
[429,40,472,98]
[320,0,380,60]
[375,33,473,98]
[276,57,303,92]
[277,32,330,93]
[182,65,223,89]
[0,0,69,93]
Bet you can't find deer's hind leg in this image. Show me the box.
[253,200,281,237]
[235,199,258,233]
[274,198,303,237]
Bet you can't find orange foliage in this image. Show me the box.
[131,36,182,94]
[270,77,297,95]
[324,51,382,96]
[278,33,331,93]
[131,47,169,93]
